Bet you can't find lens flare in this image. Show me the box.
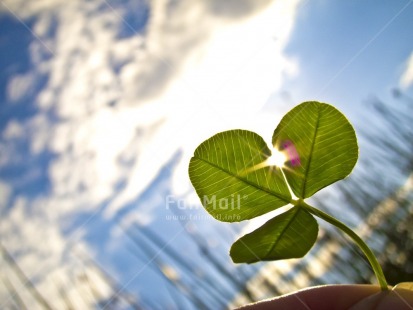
[266,150,287,167]
[239,147,289,176]
[281,140,301,167]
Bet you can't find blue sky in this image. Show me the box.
[0,0,412,308]
[272,0,413,116]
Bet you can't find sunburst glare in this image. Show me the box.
[240,148,287,176]
[266,149,287,168]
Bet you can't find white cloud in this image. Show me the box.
[2,120,25,140]
[2,0,301,217]
[400,52,413,89]
[0,0,73,17]
[105,0,301,216]
[6,72,36,102]
[0,197,63,275]
[0,181,12,210]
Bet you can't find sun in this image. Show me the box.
[266,150,287,168]
[240,148,287,176]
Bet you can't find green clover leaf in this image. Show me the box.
[189,101,388,289]
[189,130,291,221]
[272,101,358,198]
[230,206,318,263]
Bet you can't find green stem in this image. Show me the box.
[297,199,389,291]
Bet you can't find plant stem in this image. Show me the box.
[297,199,389,291]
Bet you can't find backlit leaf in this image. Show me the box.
[272,101,358,198]
[189,130,291,222]
[230,206,318,263]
